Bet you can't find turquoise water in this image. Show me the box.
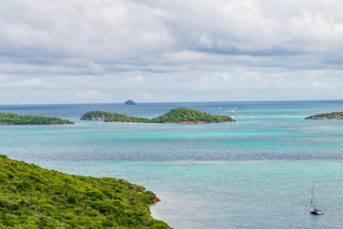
[1,101,343,228]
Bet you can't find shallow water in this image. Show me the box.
[1,101,343,228]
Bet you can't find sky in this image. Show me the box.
[1,0,343,104]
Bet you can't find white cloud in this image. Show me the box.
[0,0,343,103]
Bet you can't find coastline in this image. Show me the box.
[149,193,169,227]
[2,101,343,228]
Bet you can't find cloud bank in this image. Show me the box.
[1,0,343,103]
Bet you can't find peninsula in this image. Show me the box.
[81,107,235,123]
[305,112,343,120]
[0,112,73,125]
[0,155,170,228]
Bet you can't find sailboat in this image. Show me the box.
[310,184,324,215]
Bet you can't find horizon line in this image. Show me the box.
[1,99,343,106]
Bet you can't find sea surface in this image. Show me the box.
[1,101,343,229]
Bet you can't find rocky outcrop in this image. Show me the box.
[152,197,161,204]
[124,100,136,105]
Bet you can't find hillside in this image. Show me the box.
[305,112,343,120]
[0,155,170,228]
[150,107,235,123]
[81,107,235,123]
[0,112,73,125]
[81,110,149,122]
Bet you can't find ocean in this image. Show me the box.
[1,101,343,228]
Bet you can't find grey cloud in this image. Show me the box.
[0,0,343,103]
[1,68,343,104]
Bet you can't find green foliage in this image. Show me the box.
[305,112,343,120]
[81,107,235,124]
[0,155,170,229]
[150,107,235,123]
[0,112,73,125]
[80,110,149,123]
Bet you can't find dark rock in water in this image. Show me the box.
[152,197,161,203]
[125,100,136,105]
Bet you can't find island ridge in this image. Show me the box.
[306,112,343,120]
[81,107,235,123]
[0,112,73,125]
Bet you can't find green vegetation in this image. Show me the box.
[305,112,343,120]
[0,112,73,125]
[0,155,169,228]
[81,111,150,123]
[81,107,235,123]
[150,107,235,123]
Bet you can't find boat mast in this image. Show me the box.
[310,184,314,209]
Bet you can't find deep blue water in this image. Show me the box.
[1,101,343,228]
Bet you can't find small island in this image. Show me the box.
[0,112,73,125]
[81,107,235,123]
[81,110,149,122]
[305,112,343,120]
[0,155,170,228]
[124,100,136,105]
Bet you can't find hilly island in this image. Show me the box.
[81,107,235,123]
[0,112,73,125]
[0,155,170,228]
[306,112,343,120]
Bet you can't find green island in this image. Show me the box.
[81,110,149,123]
[0,155,170,228]
[305,112,343,120]
[81,107,235,123]
[0,112,73,125]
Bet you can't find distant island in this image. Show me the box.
[0,155,170,228]
[306,112,343,120]
[81,107,235,123]
[124,100,136,105]
[81,110,149,122]
[0,112,73,125]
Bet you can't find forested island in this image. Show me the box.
[81,107,235,123]
[81,110,149,122]
[0,155,170,228]
[305,112,343,120]
[0,112,73,125]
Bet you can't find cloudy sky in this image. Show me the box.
[1,0,343,104]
